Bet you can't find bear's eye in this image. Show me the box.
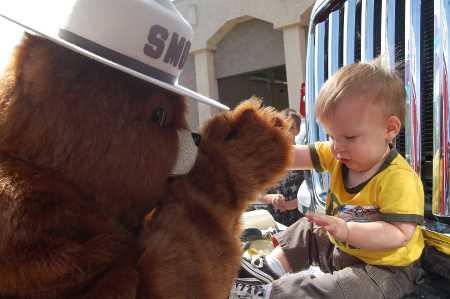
[151,107,167,127]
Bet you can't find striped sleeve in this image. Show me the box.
[309,141,336,173]
[378,168,424,224]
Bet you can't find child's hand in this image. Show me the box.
[305,213,349,243]
[265,194,288,211]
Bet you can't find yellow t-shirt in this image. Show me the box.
[310,141,425,266]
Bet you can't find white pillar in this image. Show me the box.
[282,24,307,111]
[193,49,219,126]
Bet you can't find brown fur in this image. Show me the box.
[0,33,187,298]
[139,99,292,299]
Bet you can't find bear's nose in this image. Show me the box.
[191,133,201,146]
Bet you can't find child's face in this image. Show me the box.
[320,94,396,173]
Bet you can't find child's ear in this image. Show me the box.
[385,115,401,142]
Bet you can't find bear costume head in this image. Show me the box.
[0,34,190,229]
[0,0,228,232]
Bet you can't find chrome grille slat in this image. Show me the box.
[404,0,422,175]
[433,0,450,217]
[314,22,326,98]
[344,0,357,65]
[381,0,396,69]
[361,0,375,62]
[311,21,329,211]
[329,10,341,75]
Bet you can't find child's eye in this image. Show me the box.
[345,136,356,141]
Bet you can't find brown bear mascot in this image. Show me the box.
[0,1,292,298]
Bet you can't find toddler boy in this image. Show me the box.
[230,56,425,299]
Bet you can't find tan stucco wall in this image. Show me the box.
[174,0,314,126]
[174,0,313,51]
[214,19,286,79]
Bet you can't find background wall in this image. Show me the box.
[175,0,313,126]
[215,19,285,79]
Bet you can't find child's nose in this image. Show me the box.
[333,140,345,154]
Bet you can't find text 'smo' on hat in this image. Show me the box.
[0,0,229,111]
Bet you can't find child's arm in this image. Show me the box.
[306,213,416,250]
[289,145,314,170]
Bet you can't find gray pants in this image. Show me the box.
[269,218,423,299]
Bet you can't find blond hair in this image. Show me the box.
[315,56,405,125]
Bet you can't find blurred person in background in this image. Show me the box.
[249,108,304,227]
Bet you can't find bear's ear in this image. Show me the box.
[237,108,256,126]
[225,107,256,141]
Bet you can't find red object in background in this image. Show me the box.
[299,82,306,118]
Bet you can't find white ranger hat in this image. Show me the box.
[0,0,229,111]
